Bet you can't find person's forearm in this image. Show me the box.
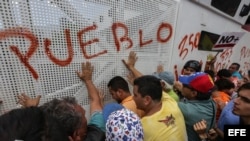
[83,80,103,114]
[84,80,100,102]
[128,66,143,79]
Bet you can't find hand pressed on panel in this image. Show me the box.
[76,62,94,82]
[156,64,164,73]
[122,51,138,70]
[17,93,41,107]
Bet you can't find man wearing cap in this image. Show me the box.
[182,60,202,75]
[178,72,217,141]
[173,60,202,100]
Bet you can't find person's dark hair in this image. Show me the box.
[44,115,69,141]
[217,69,232,79]
[40,97,82,137]
[107,76,130,92]
[0,106,73,141]
[196,92,213,100]
[204,70,215,81]
[133,75,162,101]
[183,60,201,72]
[232,63,240,70]
[215,78,235,91]
[0,107,46,141]
[237,82,250,93]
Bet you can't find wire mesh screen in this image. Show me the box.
[0,0,178,117]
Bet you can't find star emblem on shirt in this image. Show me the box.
[158,114,175,126]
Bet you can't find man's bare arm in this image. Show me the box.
[122,51,143,79]
[76,62,102,114]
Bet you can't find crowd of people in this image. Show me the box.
[0,50,250,141]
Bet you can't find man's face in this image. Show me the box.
[183,67,196,75]
[181,85,195,100]
[108,87,122,103]
[233,89,250,117]
[228,64,238,73]
[74,105,87,141]
[133,85,145,110]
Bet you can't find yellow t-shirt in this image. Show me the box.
[142,92,188,141]
[121,95,145,118]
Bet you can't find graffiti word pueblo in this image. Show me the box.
[0,22,173,80]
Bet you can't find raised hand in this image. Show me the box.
[76,61,94,82]
[76,61,103,114]
[156,64,164,73]
[122,51,138,70]
[17,93,41,107]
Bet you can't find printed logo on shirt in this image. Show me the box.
[158,114,175,127]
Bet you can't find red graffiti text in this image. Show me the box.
[178,32,200,60]
[0,22,173,80]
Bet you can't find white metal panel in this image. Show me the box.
[0,0,179,117]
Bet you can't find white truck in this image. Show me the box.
[0,0,250,117]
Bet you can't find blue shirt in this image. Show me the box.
[232,71,242,79]
[217,100,239,131]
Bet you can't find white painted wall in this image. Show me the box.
[170,0,250,77]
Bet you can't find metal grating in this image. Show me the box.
[0,0,178,118]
